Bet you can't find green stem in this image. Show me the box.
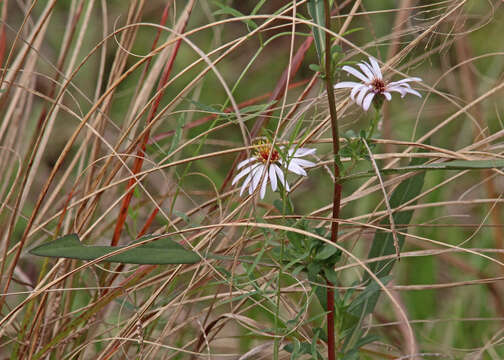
[273,190,288,359]
[367,108,381,139]
[273,235,284,360]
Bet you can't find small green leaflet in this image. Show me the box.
[29,234,200,264]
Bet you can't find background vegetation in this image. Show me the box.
[0,0,503,358]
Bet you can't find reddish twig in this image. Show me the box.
[0,23,6,71]
[323,1,341,359]
[111,1,184,246]
[148,79,310,144]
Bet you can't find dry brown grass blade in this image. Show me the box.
[1,2,503,358]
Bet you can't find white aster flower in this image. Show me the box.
[334,56,422,111]
[232,143,316,199]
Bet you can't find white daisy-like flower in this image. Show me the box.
[232,143,316,199]
[334,56,422,111]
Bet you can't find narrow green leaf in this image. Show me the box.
[341,148,428,352]
[239,101,276,114]
[168,114,185,155]
[184,98,222,115]
[314,243,338,260]
[213,3,257,30]
[341,27,364,37]
[307,0,326,64]
[421,159,504,169]
[251,0,267,15]
[340,158,504,183]
[347,276,392,316]
[29,234,200,264]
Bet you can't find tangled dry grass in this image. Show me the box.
[0,1,504,359]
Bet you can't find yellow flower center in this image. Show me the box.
[255,142,280,164]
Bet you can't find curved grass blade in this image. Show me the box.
[29,234,200,264]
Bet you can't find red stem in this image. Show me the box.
[111,1,182,246]
[0,24,6,70]
[327,286,336,359]
[323,0,341,359]
[148,79,310,144]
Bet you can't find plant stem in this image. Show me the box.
[367,108,381,139]
[323,1,341,360]
[273,234,284,360]
[273,192,288,359]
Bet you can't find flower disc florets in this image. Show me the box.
[333,56,422,111]
[370,78,386,94]
[256,142,280,163]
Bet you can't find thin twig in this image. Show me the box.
[323,0,341,359]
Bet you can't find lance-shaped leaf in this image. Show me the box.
[29,234,200,264]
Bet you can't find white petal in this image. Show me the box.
[232,163,258,185]
[383,91,392,101]
[368,57,383,79]
[240,173,253,195]
[350,84,366,101]
[237,157,257,169]
[334,81,361,89]
[249,165,264,195]
[288,161,307,176]
[342,65,369,82]
[293,147,316,157]
[404,88,421,97]
[362,61,378,80]
[389,77,422,85]
[356,86,368,106]
[260,173,268,199]
[274,165,289,192]
[393,82,412,89]
[362,92,375,111]
[387,85,407,97]
[357,62,374,81]
[292,158,315,168]
[269,165,278,191]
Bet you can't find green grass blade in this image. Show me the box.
[307,0,326,64]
